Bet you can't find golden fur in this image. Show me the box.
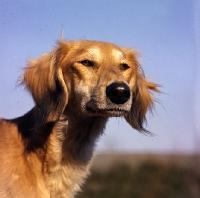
[0,40,158,197]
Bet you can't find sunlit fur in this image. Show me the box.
[0,39,159,197]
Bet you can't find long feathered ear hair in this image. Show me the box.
[22,43,68,127]
[124,50,159,133]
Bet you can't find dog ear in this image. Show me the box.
[23,47,68,126]
[124,61,159,133]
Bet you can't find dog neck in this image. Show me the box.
[43,112,107,197]
[63,112,107,162]
[15,107,107,162]
[13,108,108,196]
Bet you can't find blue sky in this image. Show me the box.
[0,0,199,154]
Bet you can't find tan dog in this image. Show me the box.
[0,40,158,197]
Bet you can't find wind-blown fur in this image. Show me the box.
[0,39,159,197]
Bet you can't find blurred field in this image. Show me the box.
[77,154,200,198]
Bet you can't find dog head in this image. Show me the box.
[23,39,158,132]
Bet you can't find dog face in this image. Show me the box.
[60,41,137,116]
[23,40,158,131]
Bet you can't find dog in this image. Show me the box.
[0,39,158,197]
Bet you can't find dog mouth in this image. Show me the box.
[86,105,128,116]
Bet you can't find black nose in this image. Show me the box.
[106,82,131,104]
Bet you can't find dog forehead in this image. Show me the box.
[86,45,124,60]
[111,48,124,59]
[86,47,101,58]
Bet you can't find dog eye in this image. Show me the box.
[120,63,130,70]
[79,60,95,67]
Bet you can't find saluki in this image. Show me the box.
[0,39,158,197]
